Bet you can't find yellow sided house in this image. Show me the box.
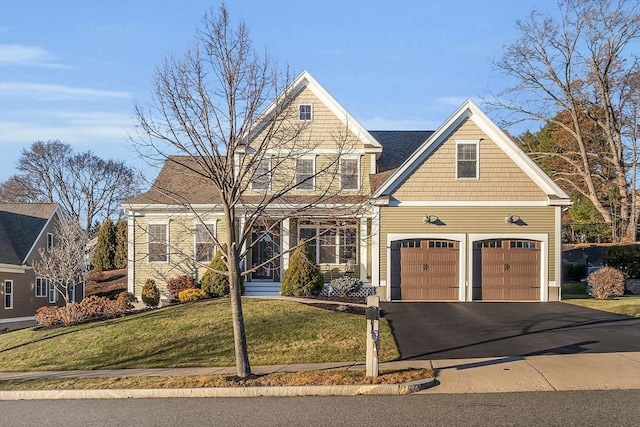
[123,71,570,302]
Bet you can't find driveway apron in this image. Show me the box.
[381,302,640,360]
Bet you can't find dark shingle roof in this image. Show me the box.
[0,203,57,264]
[369,131,433,172]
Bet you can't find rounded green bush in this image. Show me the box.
[141,278,160,307]
[281,239,324,297]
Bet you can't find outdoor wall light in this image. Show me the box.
[505,214,522,224]
[423,214,439,224]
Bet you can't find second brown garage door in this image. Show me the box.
[473,239,541,301]
[400,239,459,301]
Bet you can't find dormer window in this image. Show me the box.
[299,104,312,121]
[456,141,479,179]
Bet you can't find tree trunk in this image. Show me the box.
[224,207,252,378]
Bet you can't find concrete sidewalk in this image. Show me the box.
[0,352,638,399]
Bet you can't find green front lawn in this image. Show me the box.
[563,296,640,317]
[0,299,399,372]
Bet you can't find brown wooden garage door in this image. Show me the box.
[400,239,459,301]
[473,239,540,301]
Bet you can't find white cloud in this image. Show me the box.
[0,44,69,68]
[0,111,136,144]
[0,82,131,101]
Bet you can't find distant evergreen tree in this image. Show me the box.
[114,219,128,269]
[92,218,116,270]
[281,239,324,297]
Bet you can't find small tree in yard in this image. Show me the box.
[281,240,324,297]
[587,267,626,299]
[34,218,87,314]
[92,218,116,271]
[114,219,128,269]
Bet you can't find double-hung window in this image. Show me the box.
[456,141,479,179]
[48,280,56,303]
[340,158,359,190]
[148,223,168,262]
[47,233,54,251]
[195,223,216,262]
[36,277,47,297]
[299,104,312,121]
[251,158,271,191]
[295,158,315,190]
[4,280,13,309]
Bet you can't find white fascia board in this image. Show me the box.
[372,100,571,202]
[389,200,553,207]
[0,264,29,273]
[248,70,383,150]
[23,205,61,264]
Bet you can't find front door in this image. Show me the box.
[251,224,281,281]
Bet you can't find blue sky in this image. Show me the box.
[0,0,562,184]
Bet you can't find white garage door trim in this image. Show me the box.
[468,233,548,302]
[386,233,466,302]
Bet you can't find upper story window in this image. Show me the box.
[195,223,216,262]
[299,104,313,121]
[295,158,315,190]
[456,141,479,179]
[340,158,359,190]
[148,223,168,263]
[251,158,271,190]
[47,233,54,251]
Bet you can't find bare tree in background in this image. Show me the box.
[491,0,639,241]
[133,5,366,377]
[33,218,88,322]
[0,140,140,232]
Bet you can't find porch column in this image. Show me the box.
[239,215,246,273]
[282,218,290,272]
[359,217,368,281]
[371,207,380,287]
[127,212,136,295]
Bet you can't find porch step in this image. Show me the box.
[244,282,281,297]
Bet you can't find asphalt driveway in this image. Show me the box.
[381,302,640,360]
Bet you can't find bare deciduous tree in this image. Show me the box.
[0,140,140,232]
[133,5,367,377]
[34,218,87,311]
[491,0,640,241]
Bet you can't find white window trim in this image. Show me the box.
[4,280,13,309]
[295,157,316,191]
[69,282,76,303]
[48,280,56,303]
[193,221,217,262]
[456,140,479,180]
[147,221,170,264]
[36,277,47,298]
[47,233,54,251]
[299,103,313,121]
[340,156,360,191]
[251,158,272,191]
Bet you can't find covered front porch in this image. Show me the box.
[242,216,372,296]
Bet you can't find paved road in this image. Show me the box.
[1,391,638,427]
[381,302,640,359]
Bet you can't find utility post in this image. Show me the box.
[365,294,380,377]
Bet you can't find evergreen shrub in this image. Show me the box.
[281,239,324,297]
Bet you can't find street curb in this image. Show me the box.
[0,378,436,400]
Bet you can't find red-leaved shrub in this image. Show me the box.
[166,275,196,300]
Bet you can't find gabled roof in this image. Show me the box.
[372,100,571,204]
[250,70,383,151]
[0,203,59,265]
